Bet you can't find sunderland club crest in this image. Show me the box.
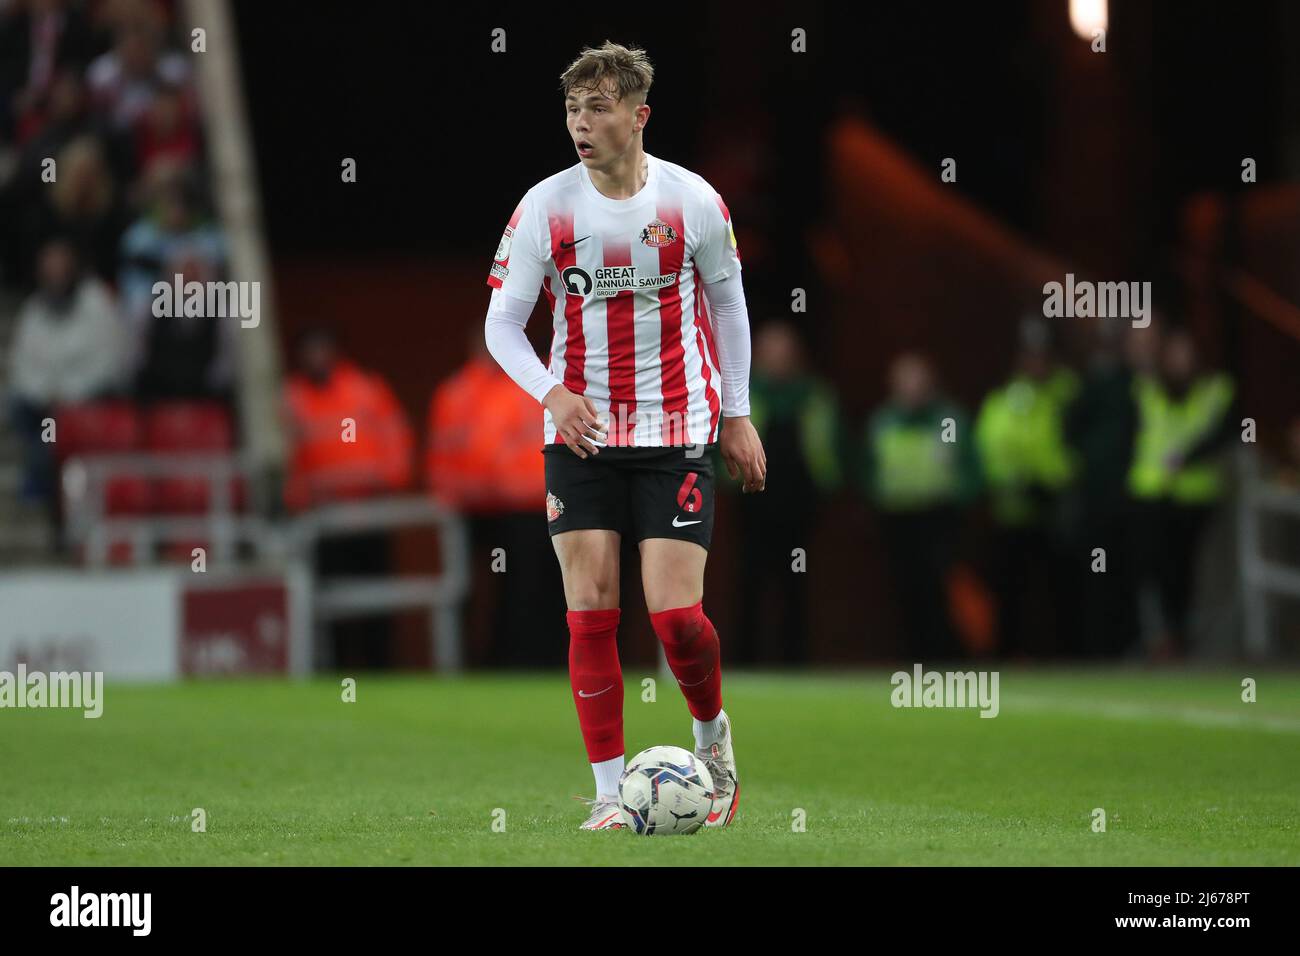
[639,219,679,248]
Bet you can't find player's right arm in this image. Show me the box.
[483,194,606,458]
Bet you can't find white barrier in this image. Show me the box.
[0,567,310,679]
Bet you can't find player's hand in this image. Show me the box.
[543,384,607,459]
[721,415,766,492]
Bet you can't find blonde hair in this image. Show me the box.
[559,41,654,104]
[52,136,113,216]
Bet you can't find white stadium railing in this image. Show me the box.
[288,496,470,672]
[62,454,469,670]
[1237,446,1300,658]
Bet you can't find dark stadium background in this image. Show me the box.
[229,2,1300,665]
[4,0,1300,875]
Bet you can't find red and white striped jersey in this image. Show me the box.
[486,153,741,447]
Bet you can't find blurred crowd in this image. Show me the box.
[741,314,1248,664]
[0,1,565,671]
[1,0,231,524]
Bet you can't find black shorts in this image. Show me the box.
[542,444,716,549]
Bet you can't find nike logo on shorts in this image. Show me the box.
[672,516,702,527]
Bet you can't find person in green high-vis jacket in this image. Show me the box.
[863,353,980,661]
[974,330,1081,659]
[1128,328,1235,659]
[726,320,846,665]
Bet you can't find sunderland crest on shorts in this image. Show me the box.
[546,491,565,522]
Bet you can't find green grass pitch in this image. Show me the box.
[2,669,1297,865]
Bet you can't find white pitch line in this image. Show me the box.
[1011,695,1300,734]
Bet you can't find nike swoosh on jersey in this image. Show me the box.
[560,235,591,249]
[672,516,702,527]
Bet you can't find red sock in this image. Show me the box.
[567,608,623,763]
[649,601,722,721]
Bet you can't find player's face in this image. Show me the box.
[566,83,639,167]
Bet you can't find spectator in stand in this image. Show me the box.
[118,165,224,357]
[0,0,99,142]
[6,238,128,520]
[14,134,130,286]
[84,4,191,133]
[9,67,135,180]
[132,250,235,403]
[283,325,415,669]
[132,80,199,181]
[426,327,565,667]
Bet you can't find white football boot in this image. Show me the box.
[695,710,739,827]
[575,795,627,831]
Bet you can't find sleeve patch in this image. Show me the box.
[494,226,515,263]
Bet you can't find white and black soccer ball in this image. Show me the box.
[618,745,715,835]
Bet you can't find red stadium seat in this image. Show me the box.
[144,403,238,514]
[51,402,151,515]
[104,475,153,515]
[51,401,142,459]
[54,401,242,532]
[144,402,234,452]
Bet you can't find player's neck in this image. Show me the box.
[587,144,649,200]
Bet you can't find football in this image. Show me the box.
[617,745,715,835]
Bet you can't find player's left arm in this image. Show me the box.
[696,192,765,492]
